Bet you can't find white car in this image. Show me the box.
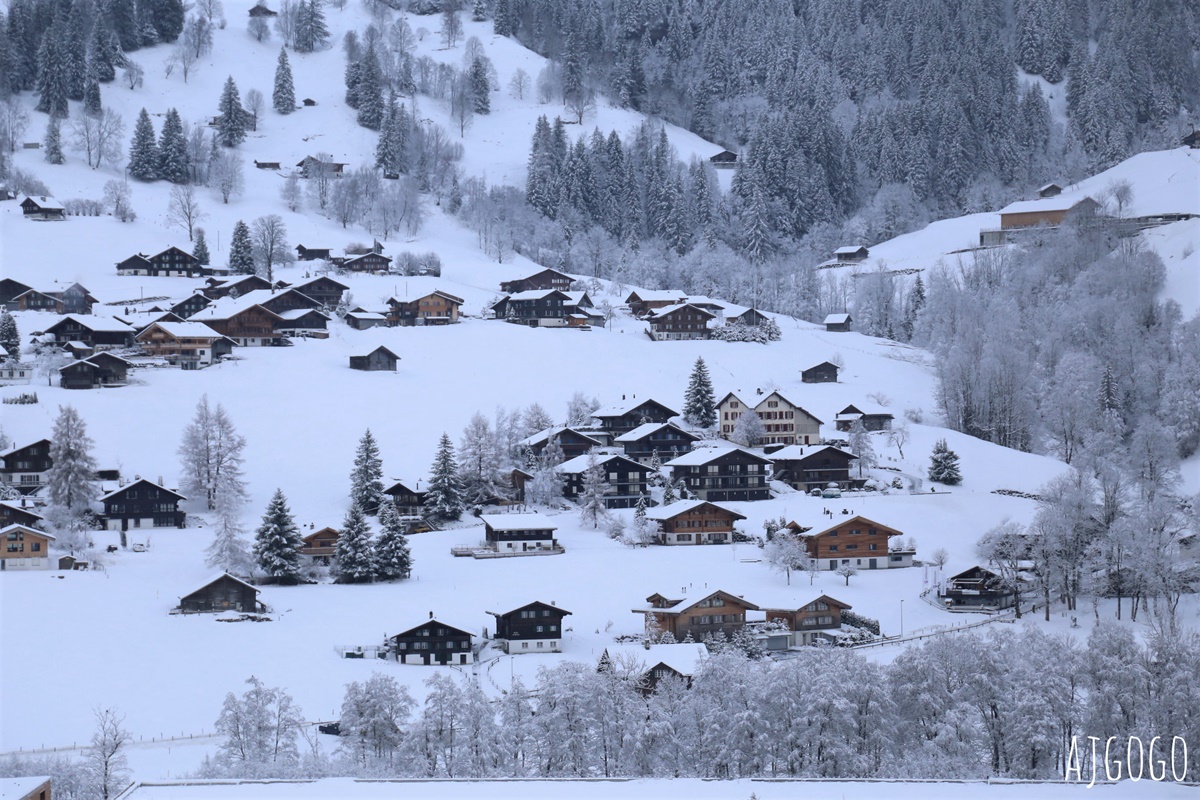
[131,543,146,552]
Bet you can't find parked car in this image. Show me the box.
[131,543,146,552]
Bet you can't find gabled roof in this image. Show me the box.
[518,426,602,448]
[823,313,851,325]
[384,479,423,495]
[390,618,473,639]
[136,322,237,342]
[345,311,387,321]
[100,478,186,503]
[0,523,55,540]
[556,452,646,475]
[645,499,745,522]
[835,245,868,256]
[803,515,903,539]
[802,361,840,372]
[191,296,285,322]
[835,403,894,419]
[356,345,400,360]
[0,501,43,521]
[614,422,702,443]
[498,289,571,303]
[275,308,330,322]
[480,513,557,531]
[0,439,51,459]
[768,444,857,462]
[290,275,349,291]
[45,315,135,334]
[998,194,1098,216]
[504,267,573,284]
[342,251,392,264]
[635,589,759,615]
[181,572,259,599]
[625,289,687,303]
[602,643,708,677]
[761,594,853,613]
[487,600,572,619]
[664,444,772,466]
[647,302,716,320]
[592,398,679,420]
[21,195,64,210]
[756,390,823,423]
[301,527,339,545]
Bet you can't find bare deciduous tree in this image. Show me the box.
[123,61,145,90]
[248,15,271,41]
[167,182,205,240]
[508,68,530,100]
[87,707,131,800]
[0,98,31,152]
[244,89,265,132]
[252,214,293,281]
[209,152,245,204]
[68,108,124,169]
[103,180,135,222]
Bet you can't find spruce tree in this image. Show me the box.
[349,429,385,514]
[46,405,99,536]
[152,0,186,43]
[469,56,490,114]
[273,48,295,115]
[43,118,65,165]
[425,433,464,521]
[0,311,19,357]
[193,228,210,264]
[253,488,303,583]
[88,22,123,84]
[683,357,717,428]
[127,108,159,181]
[64,1,88,101]
[374,499,413,580]
[112,0,140,51]
[228,220,255,274]
[83,75,103,117]
[217,76,247,147]
[578,451,608,529]
[355,44,383,130]
[375,93,402,173]
[333,502,375,583]
[35,22,70,118]
[927,438,962,486]
[294,0,329,53]
[157,108,189,184]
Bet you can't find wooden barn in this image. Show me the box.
[20,196,65,220]
[349,346,399,371]
[175,573,264,614]
[823,313,852,332]
[801,361,839,383]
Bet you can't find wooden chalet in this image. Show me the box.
[998,195,1100,230]
[344,309,388,329]
[383,480,425,515]
[136,322,235,368]
[389,616,474,665]
[646,303,716,341]
[633,590,759,642]
[519,426,601,460]
[303,98,317,106]
[624,289,687,318]
[823,313,852,332]
[11,289,64,313]
[386,291,464,326]
[592,397,678,436]
[724,307,770,327]
[762,595,852,646]
[100,479,186,530]
[709,149,738,168]
[600,643,709,691]
[0,499,44,529]
[770,445,861,493]
[1184,130,1200,149]
[0,278,33,307]
[254,160,282,170]
[171,294,212,319]
[487,601,571,654]
[645,499,745,545]
[298,527,339,565]
[349,345,399,371]
[296,156,347,177]
[118,247,201,277]
[615,422,700,464]
[289,276,348,308]
[339,252,392,273]
[1038,182,1063,198]
[801,361,839,383]
[114,309,183,332]
[940,566,1015,609]
[833,245,869,263]
[274,307,330,334]
[20,196,65,220]
[665,446,772,502]
[44,315,135,350]
[717,391,823,446]
[499,267,573,294]
[59,283,97,314]
[295,245,333,262]
[834,403,894,432]
[1,524,55,570]
[176,573,264,614]
[480,514,559,554]
[491,289,571,326]
[793,515,904,571]
[58,352,131,389]
[509,468,533,504]
[201,275,276,300]
[556,453,649,509]
[0,439,53,495]
[190,301,285,346]
[248,2,277,15]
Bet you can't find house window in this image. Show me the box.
[31,542,40,552]
[846,544,858,550]
[521,642,528,649]
[537,641,544,648]
[829,545,838,552]
[869,543,878,551]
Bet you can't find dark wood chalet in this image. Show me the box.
[600,643,709,692]
[100,479,186,530]
[940,566,1015,610]
[709,149,738,168]
[725,307,770,327]
[11,289,63,312]
[769,445,861,493]
[0,278,33,307]
[295,245,333,261]
[383,481,425,515]
[298,527,339,564]
[44,315,135,349]
[795,515,903,571]
[762,595,852,646]
[171,294,212,319]
[499,267,573,294]
[60,283,97,314]
[646,499,746,545]
[592,397,679,436]
[190,304,284,346]
[633,590,759,642]
[349,346,399,371]
[556,453,649,509]
[0,499,44,529]
[823,313,852,332]
[615,422,701,464]
[389,617,475,665]
[834,404,895,432]
[150,247,202,276]
[289,276,348,308]
[344,310,388,329]
[202,275,276,300]
[1038,182,1064,198]
[481,514,559,553]
[386,291,464,326]
[487,601,571,654]
[254,160,282,170]
[491,290,571,326]
[519,427,601,460]
[0,439,53,495]
[1184,130,1200,149]
[646,303,716,341]
[248,2,277,16]
[20,195,65,220]
[833,245,869,263]
[665,446,772,502]
[340,252,392,273]
[176,573,264,614]
[801,361,839,383]
[297,156,347,177]
[273,308,330,333]
[58,352,130,389]
[135,322,235,368]
[624,290,687,318]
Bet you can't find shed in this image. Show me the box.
[709,149,738,168]
[801,361,839,383]
[175,573,264,614]
[20,196,66,220]
[823,313,852,332]
[1037,182,1063,198]
[349,346,399,371]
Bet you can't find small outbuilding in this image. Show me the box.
[349,345,399,371]
[823,313,852,332]
[175,573,264,614]
[801,361,839,383]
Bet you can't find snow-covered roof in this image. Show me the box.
[345,311,387,320]
[138,322,234,340]
[634,589,759,614]
[291,275,349,291]
[0,439,50,459]
[835,245,868,255]
[804,515,902,540]
[997,195,1097,216]
[0,501,44,519]
[191,293,285,321]
[602,643,708,677]
[647,302,716,319]
[664,444,771,466]
[0,776,52,796]
[50,314,134,333]
[768,444,857,462]
[182,572,259,597]
[835,402,894,419]
[64,340,91,349]
[518,426,601,448]
[479,513,558,531]
[22,195,64,210]
[592,397,678,419]
[503,289,565,302]
[0,523,55,540]
[276,308,329,321]
[561,291,591,305]
[100,479,186,502]
[824,313,851,324]
[645,499,744,522]
[626,289,686,302]
[613,422,699,443]
[556,452,641,474]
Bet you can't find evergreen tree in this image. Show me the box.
[152,0,186,43]
[273,48,295,115]
[193,228,210,264]
[355,44,383,130]
[927,438,962,486]
[343,58,362,109]
[228,220,255,274]
[43,117,64,164]
[293,0,329,53]
[374,93,403,173]
[374,499,413,580]
[661,480,676,505]
[469,56,490,114]
[205,491,252,576]
[64,1,88,101]
[112,0,140,51]
[127,108,159,181]
[683,357,717,428]
[35,20,70,118]
[425,432,464,521]
[88,21,124,84]
[0,311,19,356]
[577,451,608,529]
[83,75,103,117]
[492,0,512,36]
[157,108,190,184]
[46,405,99,536]
[216,76,247,147]
[333,502,375,583]
[253,488,303,583]
[349,428,385,514]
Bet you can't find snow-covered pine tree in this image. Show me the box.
[293,0,329,53]
[89,21,123,84]
[216,76,247,147]
[661,480,676,505]
[355,43,383,130]
[45,406,99,531]
[253,488,303,583]
[471,0,487,21]
[0,311,19,356]
[646,450,665,487]
[35,21,70,118]
[374,499,413,580]
[205,489,252,575]
[375,93,402,174]
[273,48,295,115]
[349,428,385,514]
[152,0,186,42]
[577,450,608,529]
[683,357,717,428]
[927,438,962,485]
[847,419,877,477]
[228,220,255,274]
[469,56,489,114]
[127,108,159,181]
[157,108,190,184]
[425,433,464,521]
[44,118,65,164]
[178,394,248,511]
[193,228,211,265]
[83,75,103,117]
[333,502,375,583]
